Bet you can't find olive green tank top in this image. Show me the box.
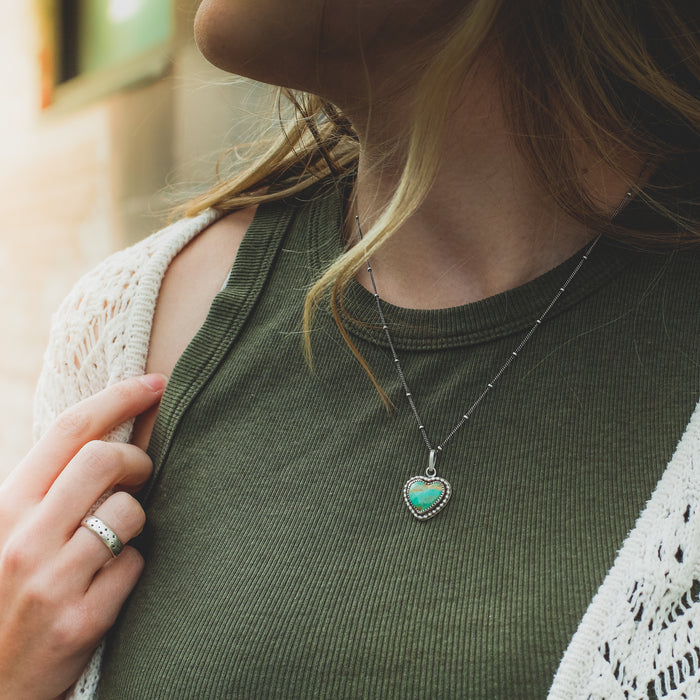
[98,179,700,698]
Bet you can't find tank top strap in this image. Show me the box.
[145,196,300,499]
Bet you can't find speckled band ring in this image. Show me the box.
[81,516,124,558]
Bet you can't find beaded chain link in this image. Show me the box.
[356,190,632,459]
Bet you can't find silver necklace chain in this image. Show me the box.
[356,191,632,466]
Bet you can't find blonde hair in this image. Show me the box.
[184,0,700,396]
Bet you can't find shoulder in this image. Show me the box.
[146,207,257,377]
[130,206,257,449]
[32,209,222,440]
[57,209,224,329]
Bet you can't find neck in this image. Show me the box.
[346,61,630,310]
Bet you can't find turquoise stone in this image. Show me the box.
[408,479,445,512]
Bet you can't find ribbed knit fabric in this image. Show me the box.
[90,181,700,698]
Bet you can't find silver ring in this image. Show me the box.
[81,516,124,558]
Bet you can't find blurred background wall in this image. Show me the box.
[0,1,269,479]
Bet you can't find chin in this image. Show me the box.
[193,0,237,74]
[193,0,314,90]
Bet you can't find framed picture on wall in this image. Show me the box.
[37,0,174,111]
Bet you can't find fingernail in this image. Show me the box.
[138,374,168,393]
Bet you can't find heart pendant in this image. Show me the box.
[403,475,452,520]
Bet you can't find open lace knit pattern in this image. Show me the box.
[33,210,700,699]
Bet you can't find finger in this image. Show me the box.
[83,545,145,636]
[9,375,166,501]
[41,443,152,539]
[58,491,146,589]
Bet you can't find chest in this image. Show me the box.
[98,278,699,698]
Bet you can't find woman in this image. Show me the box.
[2,0,700,697]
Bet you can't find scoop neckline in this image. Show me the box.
[303,179,631,352]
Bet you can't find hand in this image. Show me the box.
[0,375,167,699]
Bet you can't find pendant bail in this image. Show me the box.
[426,449,438,477]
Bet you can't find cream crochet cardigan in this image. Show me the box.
[33,211,700,699]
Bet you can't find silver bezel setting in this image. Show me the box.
[403,476,452,520]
